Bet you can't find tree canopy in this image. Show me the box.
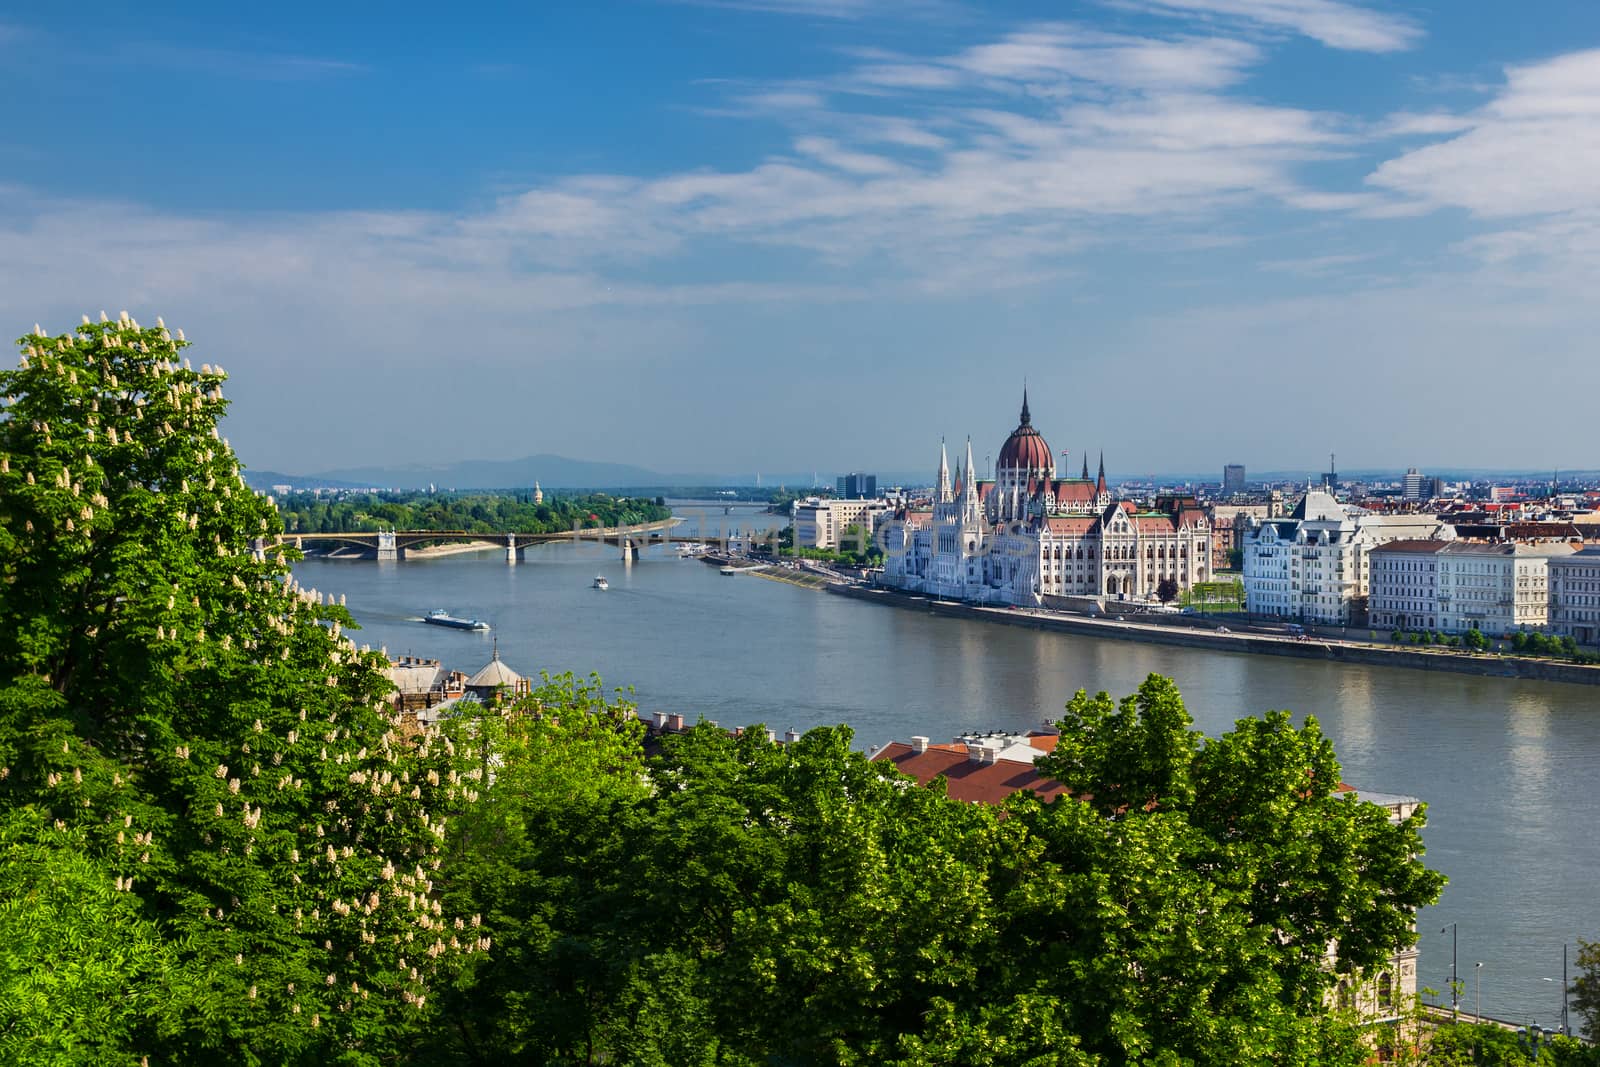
[417,673,1444,1066]
[3,315,1452,1065]
[0,317,479,1064]
[274,490,669,537]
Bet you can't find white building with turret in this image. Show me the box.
[1243,491,1452,624]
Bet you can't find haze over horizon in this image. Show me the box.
[6,1,1600,476]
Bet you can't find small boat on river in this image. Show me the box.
[593,576,609,590]
[423,609,490,631]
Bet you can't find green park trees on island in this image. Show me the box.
[0,316,1579,1065]
[273,490,671,538]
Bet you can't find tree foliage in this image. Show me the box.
[1575,938,1600,1043]
[419,672,1442,1066]
[0,315,1452,1064]
[0,316,480,1063]
[274,490,669,537]
[1416,1021,1598,1066]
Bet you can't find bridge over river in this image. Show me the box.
[268,518,756,562]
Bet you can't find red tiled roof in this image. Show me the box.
[1051,481,1098,504]
[874,742,1069,805]
[1025,733,1059,752]
[1370,539,1450,554]
[1045,516,1097,535]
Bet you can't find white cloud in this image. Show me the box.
[950,25,1261,91]
[0,20,1366,318]
[9,16,1506,472]
[1109,0,1422,53]
[1369,49,1600,219]
[673,0,956,18]
[1375,112,1477,137]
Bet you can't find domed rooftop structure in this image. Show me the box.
[997,389,1055,477]
[465,641,529,701]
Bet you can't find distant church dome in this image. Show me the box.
[997,389,1055,476]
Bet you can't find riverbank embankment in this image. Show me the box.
[748,567,834,590]
[827,584,1600,688]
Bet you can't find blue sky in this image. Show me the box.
[5,1,1600,479]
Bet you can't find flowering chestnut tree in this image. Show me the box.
[0,315,481,1064]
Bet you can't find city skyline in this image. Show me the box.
[6,1,1600,475]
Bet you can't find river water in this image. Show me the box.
[293,503,1598,1027]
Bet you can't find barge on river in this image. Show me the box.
[422,609,490,632]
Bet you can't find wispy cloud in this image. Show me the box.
[1368,49,1600,219]
[1107,0,1422,53]
[1373,112,1477,137]
[1257,250,1379,276]
[0,19,1374,311]
[136,42,368,81]
[672,0,959,19]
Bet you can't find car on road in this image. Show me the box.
[1216,626,1231,634]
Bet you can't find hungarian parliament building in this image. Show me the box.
[879,392,1212,606]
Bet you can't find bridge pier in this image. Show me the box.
[506,533,517,564]
[622,537,640,565]
[250,537,266,562]
[377,530,398,562]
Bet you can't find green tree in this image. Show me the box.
[0,316,477,1063]
[1422,1020,1599,1065]
[428,695,1013,1066]
[1574,938,1600,1042]
[1035,676,1445,1061]
[1156,577,1179,603]
[423,670,1438,1066]
[0,808,179,1065]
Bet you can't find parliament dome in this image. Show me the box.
[997,390,1055,476]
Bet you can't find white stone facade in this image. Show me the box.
[1243,492,1452,624]
[1549,545,1600,645]
[1435,541,1574,636]
[1367,541,1448,632]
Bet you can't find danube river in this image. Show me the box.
[294,506,1597,1027]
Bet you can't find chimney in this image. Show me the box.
[784,728,801,743]
[766,729,776,743]
[653,711,667,729]
[969,739,1002,764]
[911,736,930,753]
[668,713,684,732]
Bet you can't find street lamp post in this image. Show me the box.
[1442,923,1459,1021]
[1476,962,1483,1023]
[1564,944,1571,1037]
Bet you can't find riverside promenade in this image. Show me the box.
[826,583,1600,688]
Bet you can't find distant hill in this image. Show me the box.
[241,469,368,491]
[277,454,721,491]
